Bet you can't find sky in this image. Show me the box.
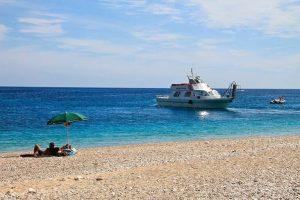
[0,0,300,89]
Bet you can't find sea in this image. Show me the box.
[0,87,299,152]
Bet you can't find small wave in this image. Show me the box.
[228,108,300,115]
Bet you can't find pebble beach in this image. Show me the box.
[1,135,300,199]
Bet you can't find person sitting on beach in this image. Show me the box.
[59,144,73,155]
[33,142,60,157]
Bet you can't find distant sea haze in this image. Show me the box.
[0,87,299,152]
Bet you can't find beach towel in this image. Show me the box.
[65,148,77,156]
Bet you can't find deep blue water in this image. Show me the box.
[0,87,299,152]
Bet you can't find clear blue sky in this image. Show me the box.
[0,0,299,88]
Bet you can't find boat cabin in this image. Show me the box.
[169,75,221,99]
[170,90,220,99]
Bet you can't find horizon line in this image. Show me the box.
[0,85,299,90]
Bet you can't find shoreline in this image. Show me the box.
[1,132,299,154]
[1,135,300,199]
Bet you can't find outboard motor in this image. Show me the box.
[224,81,238,99]
[231,82,237,99]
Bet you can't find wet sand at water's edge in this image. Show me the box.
[1,135,300,199]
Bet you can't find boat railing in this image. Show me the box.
[223,81,240,99]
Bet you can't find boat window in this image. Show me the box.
[173,91,181,97]
[184,92,191,97]
[200,91,208,96]
[197,91,208,96]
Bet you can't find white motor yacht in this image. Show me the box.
[156,69,238,109]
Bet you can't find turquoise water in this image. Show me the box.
[0,87,299,152]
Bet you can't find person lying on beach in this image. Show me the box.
[60,144,72,155]
[33,142,60,157]
[60,144,78,156]
[33,143,75,157]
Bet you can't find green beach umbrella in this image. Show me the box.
[47,112,88,144]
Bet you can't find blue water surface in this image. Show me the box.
[0,87,299,152]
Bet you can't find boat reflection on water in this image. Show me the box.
[199,111,209,118]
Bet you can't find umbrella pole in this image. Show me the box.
[65,126,69,145]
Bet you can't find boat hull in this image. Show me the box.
[156,97,233,109]
[270,100,285,104]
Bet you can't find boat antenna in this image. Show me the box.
[191,68,194,77]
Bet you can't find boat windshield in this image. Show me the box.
[189,79,197,84]
[189,76,203,84]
